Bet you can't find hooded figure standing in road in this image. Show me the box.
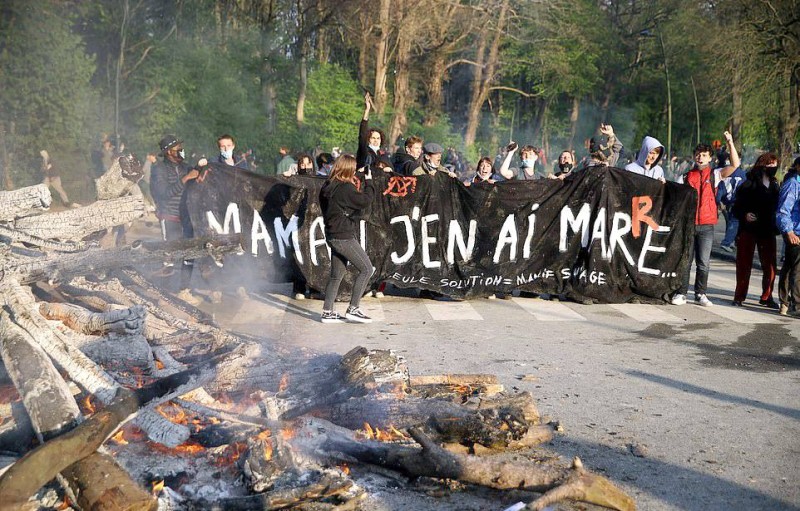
[625,136,667,183]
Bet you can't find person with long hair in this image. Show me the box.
[731,152,780,308]
[777,156,800,315]
[319,154,375,323]
[470,143,518,184]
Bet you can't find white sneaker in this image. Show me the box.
[720,245,734,253]
[345,306,372,323]
[670,293,687,306]
[487,294,497,299]
[695,294,713,307]
[176,288,202,306]
[294,292,306,300]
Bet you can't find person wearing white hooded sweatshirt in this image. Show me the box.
[625,136,667,183]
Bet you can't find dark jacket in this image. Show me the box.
[393,151,420,176]
[733,170,780,236]
[151,159,191,222]
[217,154,250,170]
[356,120,382,173]
[320,178,374,240]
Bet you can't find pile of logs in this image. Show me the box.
[0,158,635,511]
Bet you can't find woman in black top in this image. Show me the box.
[731,153,780,307]
[319,154,375,323]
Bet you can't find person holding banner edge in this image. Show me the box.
[319,154,376,323]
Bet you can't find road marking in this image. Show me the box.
[512,298,587,321]
[609,304,683,322]
[425,302,483,321]
[703,303,781,324]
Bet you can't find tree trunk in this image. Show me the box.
[373,0,392,114]
[388,0,413,145]
[423,52,447,127]
[568,96,580,152]
[296,40,308,128]
[356,12,370,87]
[464,0,509,148]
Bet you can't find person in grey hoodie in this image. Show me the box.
[625,136,667,183]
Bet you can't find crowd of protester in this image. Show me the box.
[100,90,800,323]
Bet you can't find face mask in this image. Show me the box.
[177,149,185,160]
[766,167,778,178]
[559,162,573,172]
[523,158,537,168]
[220,149,233,160]
[369,144,380,153]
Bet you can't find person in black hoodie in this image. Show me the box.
[731,152,780,307]
[319,154,375,323]
[356,92,385,174]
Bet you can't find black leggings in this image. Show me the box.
[323,238,373,311]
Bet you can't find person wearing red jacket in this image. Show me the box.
[672,131,740,306]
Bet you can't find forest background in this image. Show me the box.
[1,0,798,202]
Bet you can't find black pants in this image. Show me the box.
[160,219,193,290]
[323,238,373,311]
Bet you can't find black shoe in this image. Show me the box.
[731,300,743,307]
[759,298,779,309]
[345,306,372,323]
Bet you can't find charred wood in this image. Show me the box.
[95,154,144,200]
[0,224,84,252]
[12,194,145,241]
[0,234,242,286]
[0,184,51,222]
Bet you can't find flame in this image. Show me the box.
[155,359,165,370]
[156,403,189,425]
[132,367,145,388]
[213,441,248,467]
[281,427,296,440]
[256,429,272,441]
[278,373,290,392]
[209,416,221,425]
[152,480,165,494]
[263,441,273,460]
[55,495,71,510]
[110,430,128,445]
[174,441,205,454]
[83,395,96,414]
[360,422,410,442]
[340,463,350,475]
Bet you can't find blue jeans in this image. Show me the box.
[721,209,738,247]
[680,224,715,296]
[323,238,374,311]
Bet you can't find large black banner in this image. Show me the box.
[185,164,696,303]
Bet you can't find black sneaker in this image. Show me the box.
[320,310,344,323]
[759,298,779,309]
[345,306,372,323]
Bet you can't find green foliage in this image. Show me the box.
[0,0,96,187]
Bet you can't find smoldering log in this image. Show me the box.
[2,281,189,446]
[0,184,51,222]
[12,194,145,241]
[0,352,225,508]
[0,305,156,511]
[296,418,635,511]
[94,154,144,200]
[0,224,84,252]
[0,234,242,285]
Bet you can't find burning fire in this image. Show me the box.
[156,403,189,425]
[110,430,128,445]
[281,427,296,440]
[213,441,248,467]
[361,422,410,442]
[155,359,165,371]
[152,480,165,494]
[255,429,274,460]
[55,495,72,511]
[278,373,290,392]
[339,463,350,475]
[82,395,96,414]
